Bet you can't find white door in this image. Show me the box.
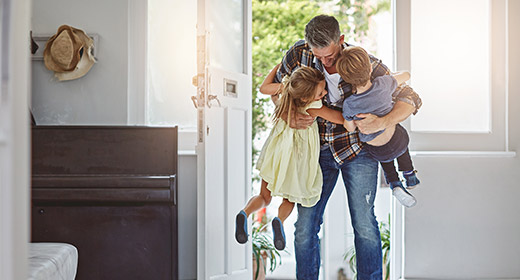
[0,0,30,279]
[392,0,519,279]
[195,0,253,279]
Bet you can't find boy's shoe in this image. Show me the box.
[390,181,417,208]
[271,217,286,251]
[235,210,248,244]
[404,171,421,190]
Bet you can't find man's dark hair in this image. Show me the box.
[304,15,341,49]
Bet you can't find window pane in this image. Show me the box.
[208,0,244,73]
[148,0,197,128]
[410,0,490,132]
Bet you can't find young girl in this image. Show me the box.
[336,46,420,207]
[235,66,344,250]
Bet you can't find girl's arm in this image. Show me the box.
[392,71,410,85]
[259,64,282,96]
[343,119,357,132]
[307,106,344,125]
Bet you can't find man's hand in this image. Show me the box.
[354,113,387,134]
[289,112,314,129]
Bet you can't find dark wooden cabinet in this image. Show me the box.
[31,126,178,280]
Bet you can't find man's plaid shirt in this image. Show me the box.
[274,40,422,164]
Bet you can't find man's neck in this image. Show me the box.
[324,64,337,74]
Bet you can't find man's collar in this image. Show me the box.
[314,56,324,72]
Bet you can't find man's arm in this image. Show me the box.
[357,71,412,132]
[273,40,306,83]
[355,101,415,134]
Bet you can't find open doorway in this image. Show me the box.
[250,1,394,279]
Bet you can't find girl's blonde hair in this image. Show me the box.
[336,46,371,93]
[273,66,325,124]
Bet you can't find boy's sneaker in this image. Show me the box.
[271,217,286,250]
[235,210,248,244]
[390,181,417,208]
[404,171,421,189]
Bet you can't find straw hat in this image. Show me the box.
[43,25,96,81]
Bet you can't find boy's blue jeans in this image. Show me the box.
[295,147,382,280]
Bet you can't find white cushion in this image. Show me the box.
[28,243,78,280]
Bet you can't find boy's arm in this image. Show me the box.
[307,106,344,125]
[392,71,410,85]
[259,64,282,96]
[343,119,357,132]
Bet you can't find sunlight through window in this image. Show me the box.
[410,0,490,133]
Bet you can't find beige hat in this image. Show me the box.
[43,25,96,81]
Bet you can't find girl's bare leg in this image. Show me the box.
[272,198,293,250]
[236,180,272,244]
[242,179,272,216]
[277,198,295,223]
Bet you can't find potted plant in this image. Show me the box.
[251,209,283,280]
[344,216,390,280]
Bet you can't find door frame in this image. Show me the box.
[0,0,31,279]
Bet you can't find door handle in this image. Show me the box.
[207,94,221,108]
[191,96,198,108]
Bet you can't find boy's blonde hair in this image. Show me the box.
[336,46,371,93]
[273,66,324,124]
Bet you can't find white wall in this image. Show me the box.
[399,1,520,278]
[178,131,198,280]
[178,153,197,280]
[31,0,130,125]
[31,0,198,128]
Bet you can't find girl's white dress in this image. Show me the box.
[256,100,323,207]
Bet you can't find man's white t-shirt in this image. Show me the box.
[323,67,342,105]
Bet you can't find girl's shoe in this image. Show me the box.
[390,181,417,208]
[271,217,286,250]
[235,210,248,244]
[404,171,421,189]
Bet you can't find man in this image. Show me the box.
[272,15,422,279]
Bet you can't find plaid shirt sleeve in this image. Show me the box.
[369,55,423,114]
[274,40,310,83]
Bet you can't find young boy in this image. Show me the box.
[337,46,420,207]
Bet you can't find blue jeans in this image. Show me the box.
[294,147,382,280]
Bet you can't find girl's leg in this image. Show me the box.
[242,179,272,216]
[272,198,294,251]
[277,198,294,223]
[236,179,272,244]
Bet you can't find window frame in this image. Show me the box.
[396,0,509,152]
